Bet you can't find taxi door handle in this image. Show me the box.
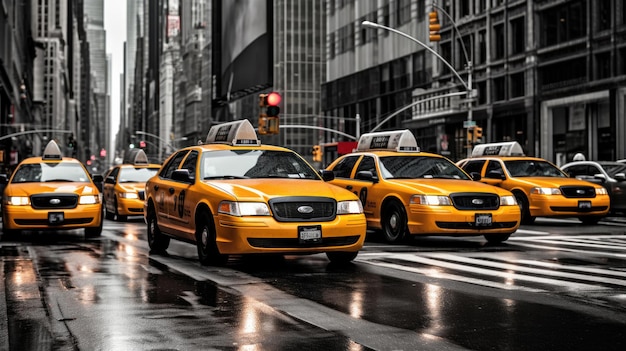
[169,187,175,194]
[346,185,353,190]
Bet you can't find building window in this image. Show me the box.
[597,0,611,31]
[395,0,411,27]
[493,23,505,60]
[510,72,524,98]
[478,30,487,65]
[594,52,611,80]
[492,76,505,102]
[510,17,525,56]
[460,0,471,17]
[541,0,586,47]
[539,57,586,89]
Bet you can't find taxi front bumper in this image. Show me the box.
[529,195,610,217]
[2,204,103,231]
[407,204,520,235]
[214,213,367,254]
[116,197,145,216]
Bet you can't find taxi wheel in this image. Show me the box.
[381,200,408,243]
[104,205,115,220]
[147,207,170,252]
[196,215,228,266]
[114,199,127,222]
[514,192,535,224]
[85,220,103,238]
[326,251,358,264]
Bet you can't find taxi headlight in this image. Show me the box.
[410,195,452,206]
[79,195,99,204]
[218,201,270,216]
[500,195,517,206]
[337,200,363,214]
[7,196,30,206]
[595,187,608,195]
[119,192,139,199]
[530,187,561,195]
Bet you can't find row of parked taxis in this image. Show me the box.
[0,119,611,266]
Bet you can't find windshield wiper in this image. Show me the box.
[203,175,250,180]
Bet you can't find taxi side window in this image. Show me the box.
[486,160,505,177]
[462,160,486,175]
[181,151,198,179]
[355,156,377,178]
[332,156,359,178]
[160,151,188,179]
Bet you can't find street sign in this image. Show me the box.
[463,120,476,128]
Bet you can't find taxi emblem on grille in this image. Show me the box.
[50,198,61,205]
[577,189,585,194]
[297,205,314,214]
[472,198,484,205]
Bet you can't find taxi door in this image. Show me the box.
[153,151,188,234]
[167,150,198,241]
[351,155,385,219]
[102,167,119,214]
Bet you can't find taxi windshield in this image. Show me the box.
[11,162,91,183]
[201,149,319,179]
[118,167,160,183]
[504,160,566,177]
[379,156,470,180]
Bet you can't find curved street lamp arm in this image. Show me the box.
[431,3,470,67]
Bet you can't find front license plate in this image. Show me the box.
[48,212,64,225]
[299,225,322,243]
[578,201,592,209]
[475,213,492,227]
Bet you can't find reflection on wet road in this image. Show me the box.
[2,218,626,350]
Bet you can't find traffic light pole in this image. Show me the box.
[362,18,474,157]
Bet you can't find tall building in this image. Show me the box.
[323,0,626,164]
[83,0,109,169]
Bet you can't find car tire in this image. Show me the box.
[114,199,127,221]
[147,205,170,252]
[514,192,535,224]
[85,218,103,238]
[381,199,408,243]
[196,212,228,266]
[484,234,510,244]
[104,205,115,220]
[326,251,358,264]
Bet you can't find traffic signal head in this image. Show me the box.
[429,11,441,42]
[312,145,322,162]
[473,127,483,143]
[259,92,281,134]
[265,92,281,117]
[139,140,146,148]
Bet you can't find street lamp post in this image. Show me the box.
[361,18,475,157]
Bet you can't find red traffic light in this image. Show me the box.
[266,92,281,106]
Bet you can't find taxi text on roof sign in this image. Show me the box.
[205,119,261,146]
[356,130,420,152]
[471,141,525,157]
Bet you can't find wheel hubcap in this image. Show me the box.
[389,214,398,230]
[202,228,208,248]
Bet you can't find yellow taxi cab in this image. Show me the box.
[0,140,103,238]
[324,130,521,244]
[457,142,610,224]
[143,119,366,265]
[102,149,161,221]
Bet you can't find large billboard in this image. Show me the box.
[212,0,272,105]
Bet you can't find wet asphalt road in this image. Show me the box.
[2,217,626,350]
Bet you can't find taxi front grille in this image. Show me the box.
[31,194,78,209]
[138,191,145,200]
[269,196,336,222]
[450,193,500,210]
[560,186,596,198]
[15,218,93,225]
[248,235,360,248]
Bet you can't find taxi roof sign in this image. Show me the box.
[356,130,420,152]
[471,141,525,157]
[205,119,261,146]
[123,148,149,165]
[42,140,63,160]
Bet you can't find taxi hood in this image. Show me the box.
[510,176,599,189]
[5,182,100,196]
[204,179,357,202]
[388,178,511,195]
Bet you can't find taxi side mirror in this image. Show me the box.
[0,174,8,184]
[172,169,194,183]
[105,176,116,184]
[355,171,378,183]
[319,169,335,181]
[613,173,626,181]
[92,174,104,183]
[486,170,505,180]
[593,173,607,183]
